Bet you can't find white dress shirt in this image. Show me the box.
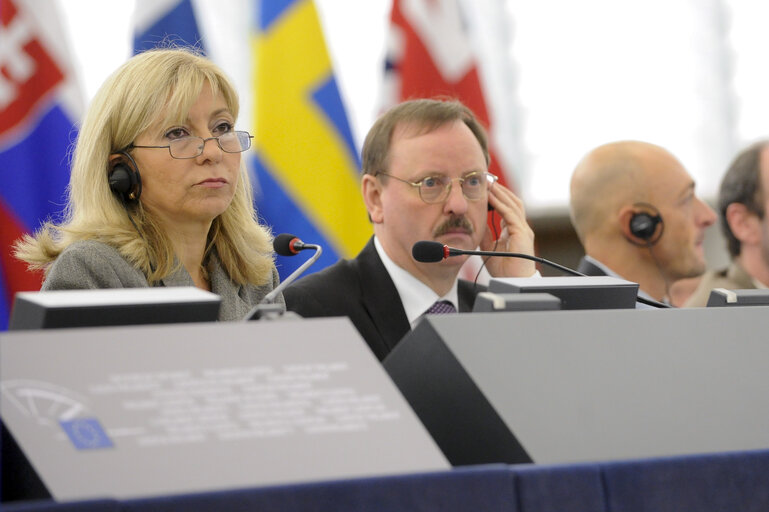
[374,237,459,329]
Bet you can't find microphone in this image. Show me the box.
[243,234,323,320]
[412,240,582,276]
[274,233,316,256]
[411,240,671,309]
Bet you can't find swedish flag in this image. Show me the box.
[253,0,371,280]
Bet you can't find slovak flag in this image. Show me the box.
[0,0,83,330]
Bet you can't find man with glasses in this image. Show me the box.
[284,99,536,360]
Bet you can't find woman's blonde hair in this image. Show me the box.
[15,47,274,285]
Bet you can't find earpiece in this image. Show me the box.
[108,151,142,204]
[628,202,663,246]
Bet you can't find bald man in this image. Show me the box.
[569,141,716,305]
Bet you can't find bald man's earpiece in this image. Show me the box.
[108,151,142,204]
[628,202,664,246]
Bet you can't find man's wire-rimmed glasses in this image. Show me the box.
[376,171,498,204]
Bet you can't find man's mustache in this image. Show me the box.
[433,216,474,237]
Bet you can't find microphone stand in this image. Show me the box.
[449,248,583,278]
[243,244,323,321]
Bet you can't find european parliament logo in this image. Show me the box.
[60,418,114,451]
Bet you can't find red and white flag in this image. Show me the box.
[383,0,513,281]
[0,0,83,329]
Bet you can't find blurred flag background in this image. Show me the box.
[252,0,371,280]
[384,0,512,191]
[0,0,83,329]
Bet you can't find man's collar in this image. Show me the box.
[374,236,459,328]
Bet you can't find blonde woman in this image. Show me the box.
[15,48,283,319]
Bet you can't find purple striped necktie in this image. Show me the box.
[425,300,457,315]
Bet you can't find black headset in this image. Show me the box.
[628,202,664,246]
[108,151,142,204]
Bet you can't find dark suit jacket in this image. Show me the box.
[576,257,607,277]
[577,256,669,309]
[284,237,482,361]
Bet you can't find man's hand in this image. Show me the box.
[481,182,536,277]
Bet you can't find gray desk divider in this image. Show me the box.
[488,276,639,310]
[0,318,448,502]
[384,306,769,466]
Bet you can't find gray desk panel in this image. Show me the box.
[1,318,448,501]
[387,307,769,464]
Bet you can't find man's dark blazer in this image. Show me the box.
[576,256,608,277]
[577,256,663,308]
[283,237,482,361]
